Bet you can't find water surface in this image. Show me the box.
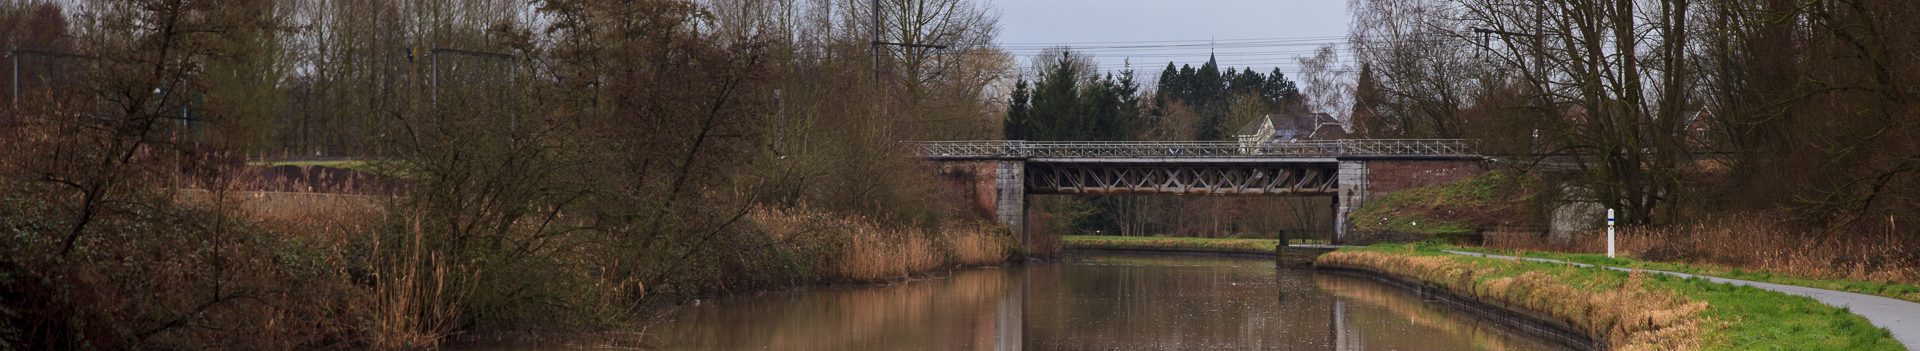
[472,253,1576,350]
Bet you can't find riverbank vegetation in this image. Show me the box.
[1328,0,1920,305]
[1475,219,1920,303]
[1347,166,1920,299]
[753,207,1012,283]
[1319,244,1902,350]
[0,0,1016,348]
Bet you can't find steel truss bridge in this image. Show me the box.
[913,139,1483,247]
[911,139,1476,160]
[1023,162,1340,195]
[913,140,1476,195]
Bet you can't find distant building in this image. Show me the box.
[1681,109,1714,148]
[1235,113,1349,147]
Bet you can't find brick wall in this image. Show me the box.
[1364,160,1485,198]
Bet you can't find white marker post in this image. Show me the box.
[1606,209,1616,258]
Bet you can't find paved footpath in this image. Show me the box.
[1443,250,1920,349]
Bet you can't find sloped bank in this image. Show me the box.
[1317,245,1902,351]
[1314,264,1600,349]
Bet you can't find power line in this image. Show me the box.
[998,35,1348,46]
[994,37,1462,51]
[989,34,1461,83]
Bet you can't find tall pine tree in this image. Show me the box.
[1194,55,1229,140]
[1004,78,1031,139]
[1263,68,1300,108]
[1113,64,1142,139]
[1350,64,1388,138]
[1030,51,1085,140]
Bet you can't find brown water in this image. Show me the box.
[467,254,1576,350]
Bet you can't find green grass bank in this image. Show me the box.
[1447,246,1920,304]
[1318,244,1901,350]
[1349,170,1536,238]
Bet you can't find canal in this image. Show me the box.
[471,253,1576,350]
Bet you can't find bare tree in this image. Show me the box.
[1297,45,1352,125]
[844,0,1002,138]
[1347,0,1484,138]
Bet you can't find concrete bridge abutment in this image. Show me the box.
[934,160,1029,256]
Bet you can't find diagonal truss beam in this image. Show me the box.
[1027,162,1338,195]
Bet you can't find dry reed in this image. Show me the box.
[751,206,1013,282]
[945,223,1012,266]
[1486,214,1920,286]
[363,217,477,349]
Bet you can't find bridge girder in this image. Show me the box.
[1027,162,1338,196]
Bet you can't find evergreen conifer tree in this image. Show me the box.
[1263,67,1299,106]
[1004,78,1031,139]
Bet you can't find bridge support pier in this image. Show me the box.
[1334,160,1370,245]
[993,161,1028,258]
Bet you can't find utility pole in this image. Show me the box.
[868,0,948,124]
[422,46,518,134]
[11,49,90,109]
[427,47,516,107]
[1472,25,1549,156]
[871,0,880,89]
[872,0,883,126]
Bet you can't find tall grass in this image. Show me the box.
[752,206,1012,283]
[946,225,1012,266]
[364,219,471,349]
[1485,214,1920,285]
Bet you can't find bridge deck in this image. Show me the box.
[912,140,1479,160]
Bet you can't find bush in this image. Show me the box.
[0,185,367,349]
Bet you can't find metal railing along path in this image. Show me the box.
[909,139,1478,159]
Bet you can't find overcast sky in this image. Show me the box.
[990,0,1353,82]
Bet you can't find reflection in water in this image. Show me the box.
[467,254,1574,350]
[1315,274,1571,350]
[644,267,1025,350]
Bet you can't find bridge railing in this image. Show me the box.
[910,139,1476,158]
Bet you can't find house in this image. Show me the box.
[1234,113,1349,147]
[1681,109,1714,148]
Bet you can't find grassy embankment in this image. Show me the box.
[1061,235,1280,254]
[1471,211,1920,303]
[254,159,374,169]
[1319,244,1901,350]
[251,159,414,178]
[1455,244,1920,303]
[1348,170,1536,241]
[1354,163,1920,310]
